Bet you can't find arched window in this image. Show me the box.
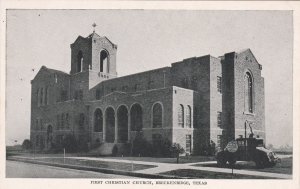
[40,88,44,106]
[94,109,103,132]
[186,105,191,128]
[244,72,253,113]
[100,50,109,73]
[178,104,184,128]
[61,113,65,129]
[130,104,143,131]
[77,51,83,72]
[66,113,70,129]
[45,87,50,105]
[117,105,128,142]
[105,107,115,142]
[152,103,163,128]
[37,88,40,107]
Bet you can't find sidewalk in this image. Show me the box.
[8,155,292,179]
[69,157,292,179]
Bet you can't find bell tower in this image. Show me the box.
[70,24,118,89]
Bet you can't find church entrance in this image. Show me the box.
[105,107,115,143]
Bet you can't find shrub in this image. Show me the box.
[170,143,185,163]
[22,139,32,150]
[132,135,153,157]
[62,134,78,153]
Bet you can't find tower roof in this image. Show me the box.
[87,32,101,38]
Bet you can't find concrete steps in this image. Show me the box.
[88,143,130,156]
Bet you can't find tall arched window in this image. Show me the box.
[94,109,103,132]
[40,88,44,106]
[45,87,50,105]
[77,51,83,72]
[100,50,109,73]
[37,88,40,107]
[178,104,184,128]
[186,105,191,128]
[244,72,253,113]
[130,104,143,131]
[152,103,163,128]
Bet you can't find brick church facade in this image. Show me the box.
[30,31,265,155]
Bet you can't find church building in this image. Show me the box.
[30,30,265,155]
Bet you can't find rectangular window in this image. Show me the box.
[66,113,70,129]
[74,90,78,100]
[181,78,189,88]
[56,115,60,130]
[79,90,83,100]
[60,90,68,101]
[148,81,154,90]
[217,112,222,128]
[40,119,43,130]
[96,89,101,100]
[217,135,222,148]
[79,113,85,129]
[191,76,198,90]
[61,114,65,129]
[134,84,140,92]
[35,119,39,130]
[186,135,192,154]
[36,135,40,146]
[122,86,128,91]
[217,76,222,93]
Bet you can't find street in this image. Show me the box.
[6,160,138,178]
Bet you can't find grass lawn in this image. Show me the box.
[193,157,292,175]
[160,169,278,179]
[99,156,216,164]
[28,157,156,171]
[8,152,215,164]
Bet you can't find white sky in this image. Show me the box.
[6,10,293,148]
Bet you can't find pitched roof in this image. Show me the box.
[45,67,69,75]
[87,32,101,38]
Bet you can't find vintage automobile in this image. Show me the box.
[216,134,280,168]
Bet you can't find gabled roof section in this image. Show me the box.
[71,32,117,48]
[87,32,101,38]
[71,35,86,45]
[32,66,69,81]
[236,48,260,64]
[103,36,117,48]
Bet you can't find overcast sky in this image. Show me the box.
[6,10,293,147]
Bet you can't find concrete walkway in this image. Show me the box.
[67,157,292,179]
[12,155,292,179]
